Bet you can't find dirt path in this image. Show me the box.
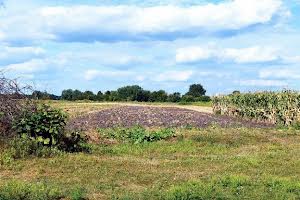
[67,106,271,130]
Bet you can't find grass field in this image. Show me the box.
[1,102,300,199]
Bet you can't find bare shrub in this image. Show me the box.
[0,71,35,135]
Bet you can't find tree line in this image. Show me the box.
[32,84,211,103]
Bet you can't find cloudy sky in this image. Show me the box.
[0,0,300,95]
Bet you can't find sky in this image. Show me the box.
[0,0,300,95]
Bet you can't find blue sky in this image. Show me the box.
[0,0,300,95]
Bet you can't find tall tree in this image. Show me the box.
[186,84,206,97]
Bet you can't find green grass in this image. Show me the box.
[1,127,300,199]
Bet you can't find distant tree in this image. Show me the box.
[104,91,111,101]
[186,84,206,97]
[82,91,96,101]
[136,90,151,102]
[117,85,143,101]
[61,89,74,101]
[232,90,241,95]
[167,92,181,102]
[109,91,120,101]
[96,91,104,101]
[150,90,168,102]
[32,90,50,100]
[72,89,83,100]
[181,95,195,102]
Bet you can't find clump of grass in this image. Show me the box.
[0,180,87,200]
[117,175,300,200]
[98,126,176,144]
[0,137,63,165]
[0,180,63,200]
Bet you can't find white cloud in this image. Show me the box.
[152,70,193,82]
[176,46,282,64]
[0,46,45,65]
[239,79,287,87]
[84,69,134,81]
[4,59,49,73]
[84,69,194,82]
[259,68,300,79]
[0,0,287,43]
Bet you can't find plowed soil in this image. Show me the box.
[67,106,272,130]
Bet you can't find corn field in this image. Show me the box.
[212,91,300,125]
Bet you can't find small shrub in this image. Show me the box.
[99,126,176,144]
[13,104,67,146]
[12,104,90,154]
[58,131,91,153]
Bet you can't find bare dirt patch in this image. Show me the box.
[67,106,272,131]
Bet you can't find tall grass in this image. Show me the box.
[213,91,300,125]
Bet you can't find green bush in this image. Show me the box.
[12,104,90,154]
[58,131,91,153]
[99,126,176,144]
[13,104,67,146]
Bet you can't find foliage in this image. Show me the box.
[59,83,209,103]
[13,104,67,146]
[12,104,90,154]
[117,85,144,101]
[213,91,300,125]
[185,84,206,97]
[149,90,168,102]
[0,180,87,200]
[167,92,181,102]
[99,126,176,144]
[58,131,91,153]
[0,137,62,165]
[32,90,60,100]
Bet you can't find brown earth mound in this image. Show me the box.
[67,106,272,130]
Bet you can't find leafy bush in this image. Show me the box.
[12,104,90,154]
[58,131,91,153]
[99,126,176,144]
[13,104,67,146]
[0,180,87,200]
[213,91,300,125]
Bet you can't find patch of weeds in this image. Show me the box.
[116,175,300,200]
[0,180,64,200]
[0,137,63,165]
[69,186,87,200]
[98,126,176,144]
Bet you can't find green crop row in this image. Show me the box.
[212,91,300,125]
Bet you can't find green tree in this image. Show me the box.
[150,90,168,102]
[117,85,143,101]
[96,91,104,101]
[61,89,74,101]
[82,91,96,100]
[167,92,181,102]
[103,91,111,101]
[186,84,206,97]
[72,90,83,100]
[136,90,151,102]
